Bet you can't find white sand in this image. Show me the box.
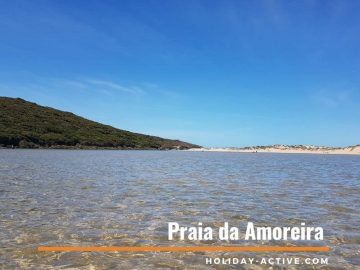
[188,145,360,155]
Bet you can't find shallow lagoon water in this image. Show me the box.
[0,150,359,269]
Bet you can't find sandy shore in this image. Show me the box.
[188,145,360,155]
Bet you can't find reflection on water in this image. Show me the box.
[0,150,359,269]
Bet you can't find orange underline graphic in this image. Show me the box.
[38,246,330,252]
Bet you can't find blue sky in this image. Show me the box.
[1,0,360,147]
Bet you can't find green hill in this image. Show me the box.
[0,97,200,149]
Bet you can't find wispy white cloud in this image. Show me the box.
[84,79,145,94]
[32,77,146,95]
[0,74,186,100]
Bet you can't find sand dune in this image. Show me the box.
[188,145,360,155]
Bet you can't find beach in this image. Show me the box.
[188,145,360,155]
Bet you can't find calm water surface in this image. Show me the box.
[0,150,359,269]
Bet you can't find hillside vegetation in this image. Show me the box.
[0,97,199,149]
